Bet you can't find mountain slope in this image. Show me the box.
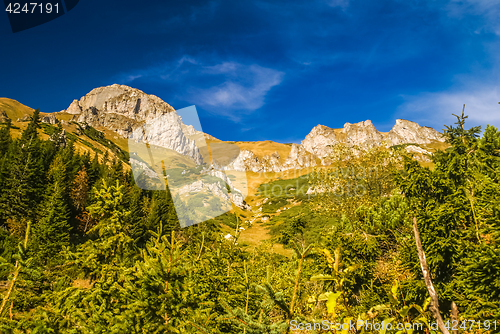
[1,84,449,198]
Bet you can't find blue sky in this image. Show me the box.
[1,0,499,143]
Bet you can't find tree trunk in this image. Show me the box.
[413,217,450,334]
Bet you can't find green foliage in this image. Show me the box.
[1,109,500,332]
[74,180,135,278]
[397,109,500,317]
[32,155,72,264]
[77,123,129,162]
[310,142,404,217]
[257,174,310,200]
[0,110,44,222]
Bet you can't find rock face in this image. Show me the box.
[63,84,176,138]
[342,120,385,147]
[301,125,338,158]
[60,84,202,164]
[130,112,203,165]
[301,119,444,158]
[222,146,317,173]
[387,119,445,145]
[0,111,9,123]
[282,144,317,169]
[41,114,59,124]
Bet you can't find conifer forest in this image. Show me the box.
[0,109,499,333]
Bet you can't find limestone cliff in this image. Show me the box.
[57,84,445,173]
[301,119,445,159]
[387,119,445,145]
[59,84,202,164]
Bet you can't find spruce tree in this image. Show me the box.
[0,121,12,224]
[77,180,135,278]
[1,110,43,221]
[32,155,71,264]
[396,110,500,317]
[88,152,101,186]
[0,119,12,157]
[147,190,180,233]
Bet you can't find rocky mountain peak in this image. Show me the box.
[61,85,175,136]
[342,120,384,147]
[387,119,445,145]
[301,119,444,158]
[60,84,203,164]
[301,124,337,158]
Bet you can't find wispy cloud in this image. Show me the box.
[444,0,500,35]
[193,62,284,114]
[116,58,284,120]
[397,85,500,130]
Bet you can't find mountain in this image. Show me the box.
[301,119,445,162]
[58,85,444,171]
[1,85,448,210]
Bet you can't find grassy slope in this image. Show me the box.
[0,98,35,120]
[0,98,127,165]
[232,140,292,164]
[2,97,450,256]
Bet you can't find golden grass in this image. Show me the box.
[237,221,293,257]
[52,111,75,122]
[232,140,292,164]
[423,140,450,153]
[72,278,92,289]
[0,98,34,121]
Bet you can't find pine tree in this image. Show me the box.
[106,157,124,184]
[32,155,71,264]
[77,180,135,278]
[0,121,12,224]
[147,190,180,233]
[88,152,101,186]
[1,110,43,221]
[0,120,12,157]
[396,109,500,317]
[126,186,147,246]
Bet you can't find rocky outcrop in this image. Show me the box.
[175,177,249,210]
[41,114,58,124]
[60,84,176,137]
[65,84,174,121]
[301,119,444,158]
[65,100,82,114]
[60,84,203,164]
[387,119,445,145]
[405,145,432,163]
[17,114,31,122]
[224,150,263,172]
[0,111,9,123]
[282,144,317,169]
[130,112,203,165]
[220,144,318,173]
[342,120,384,147]
[301,125,338,158]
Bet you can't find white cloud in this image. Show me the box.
[397,85,500,130]
[445,0,500,35]
[116,58,284,120]
[193,63,284,114]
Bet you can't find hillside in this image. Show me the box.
[2,87,499,334]
[0,85,450,208]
